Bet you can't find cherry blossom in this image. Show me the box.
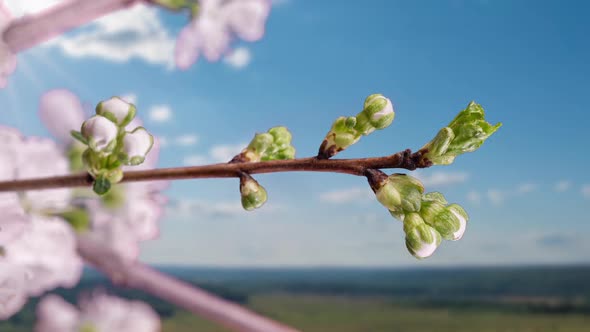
[175,0,271,69]
[36,293,160,332]
[0,127,82,319]
[39,90,168,261]
[0,2,16,88]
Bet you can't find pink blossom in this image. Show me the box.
[39,90,168,260]
[0,127,82,318]
[0,2,16,88]
[36,293,161,332]
[175,0,271,69]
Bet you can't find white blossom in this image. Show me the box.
[0,3,16,88]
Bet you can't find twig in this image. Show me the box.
[0,149,430,192]
[77,235,301,332]
[3,0,144,53]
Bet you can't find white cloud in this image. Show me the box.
[120,93,138,105]
[149,104,172,122]
[182,142,247,165]
[516,183,537,194]
[44,4,175,67]
[319,187,373,204]
[167,199,244,219]
[487,189,505,206]
[466,191,481,205]
[582,184,590,199]
[223,47,252,69]
[554,180,571,192]
[4,1,61,17]
[209,143,247,163]
[415,171,469,187]
[175,134,199,146]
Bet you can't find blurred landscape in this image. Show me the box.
[3,265,590,331]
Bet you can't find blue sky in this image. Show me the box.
[1,0,589,267]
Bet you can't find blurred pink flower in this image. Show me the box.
[0,2,16,88]
[36,293,160,332]
[175,0,271,69]
[0,127,82,319]
[39,90,168,260]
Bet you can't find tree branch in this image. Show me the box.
[0,149,430,192]
[3,0,144,53]
[77,235,301,332]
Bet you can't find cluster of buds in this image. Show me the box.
[366,170,469,259]
[232,126,296,163]
[420,101,502,165]
[71,97,154,195]
[318,94,394,159]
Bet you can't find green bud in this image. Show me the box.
[357,94,395,131]
[273,146,296,160]
[421,101,501,165]
[402,212,425,234]
[248,133,274,155]
[93,176,112,195]
[240,174,268,211]
[268,126,292,149]
[420,200,465,241]
[405,223,441,259]
[318,116,361,159]
[374,174,424,214]
[423,192,448,205]
[59,208,91,233]
[152,0,191,11]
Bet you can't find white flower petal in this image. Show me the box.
[39,90,86,143]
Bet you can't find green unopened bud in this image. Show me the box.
[370,171,424,214]
[240,174,268,211]
[355,94,395,134]
[268,126,292,149]
[152,0,190,11]
[120,127,154,166]
[235,127,297,162]
[274,145,296,160]
[93,175,112,195]
[96,97,136,127]
[317,116,361,159]
[81,115,118,153]
[423,192,448,205]
[402,212,425,234]
[59,208,91,233]
[405,223,441,259]
[420,200,465,241]
[421,101,501,165]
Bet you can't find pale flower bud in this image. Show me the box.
[356,94,395,133]
[121,127,154,166]
[420,200,465,241]
[81,116,118,153]
[240,173,267,211]
[96,97,137,127]
[405,223,442,259]
[369,172,424,214]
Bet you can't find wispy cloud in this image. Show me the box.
[582,184,590,199]
[223,47,252,69]
[174,134,199,146]
[554,180,571,192]
[319,187,373,204]
[183,142,247,165]
[148,104,173,122]
[484,182,539,206]
[415,171,469,187]
[466,191,481,205]
[44,5,175,67]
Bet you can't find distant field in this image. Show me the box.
[163,294,590,332]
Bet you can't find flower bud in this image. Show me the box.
[422,192,448,205]
[268,126,292,149]
[405,223,441,259]
[317,116,361,159]
[81,115,118,153]
[355,94,395,134]
[419,200,463,241]
[121,127,154,166]
[372,173,424,214]
[96,97,137,127]
[240,174,267,211]
[421,101,501,165]
[447,204,468,241]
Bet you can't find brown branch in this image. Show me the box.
[77,235,301,332]
[0,149,431,192]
